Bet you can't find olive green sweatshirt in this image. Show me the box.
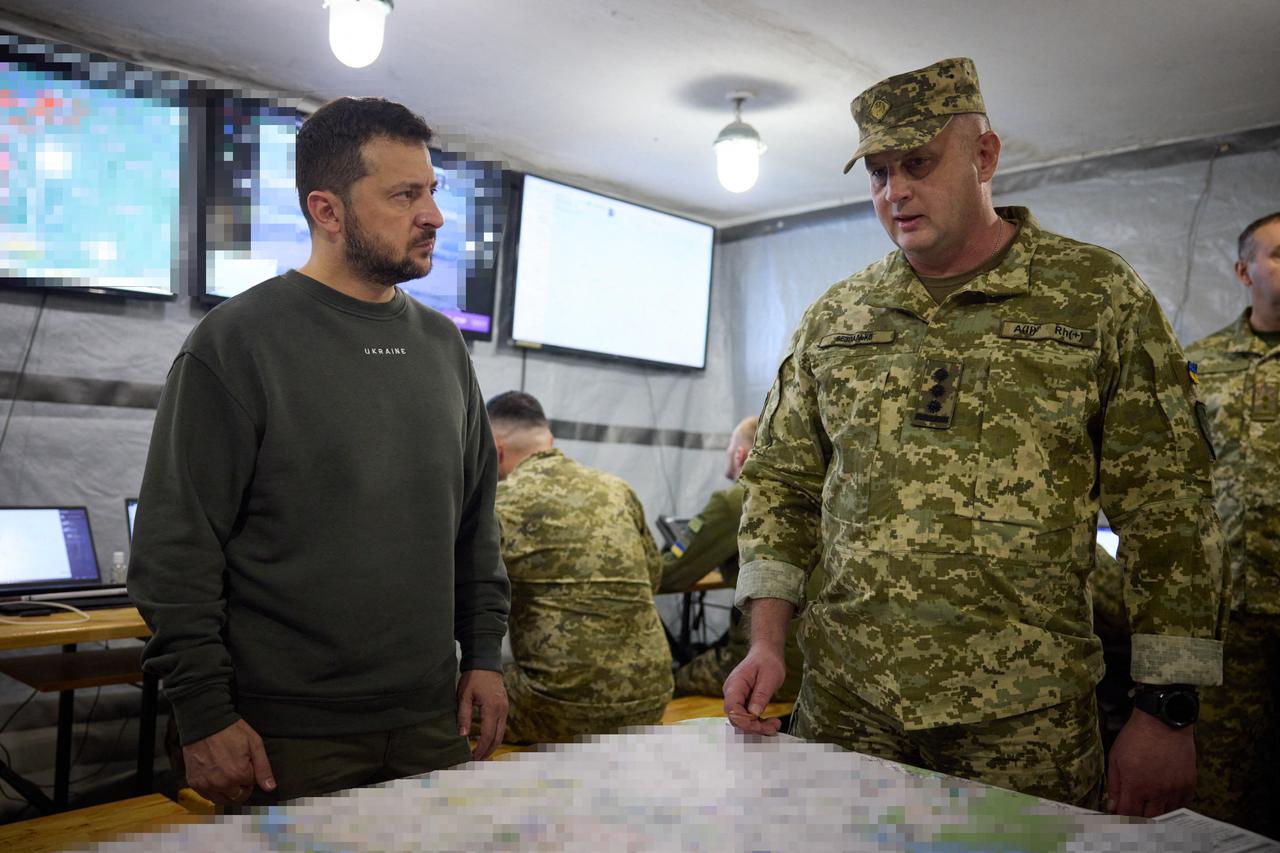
[129,271,509,744]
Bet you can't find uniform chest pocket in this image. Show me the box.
[967,345,1100,530]
[806,345,897,524]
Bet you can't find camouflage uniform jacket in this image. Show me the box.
[737,207,1228,730]
[496,448,674,709]
[1185,311,1280,615]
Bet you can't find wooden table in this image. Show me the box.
[0,606,153,812]
[0,793,199,853]
[0,606,150,652]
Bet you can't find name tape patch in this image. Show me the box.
[999,321,1096,349]
[818,330,896,348]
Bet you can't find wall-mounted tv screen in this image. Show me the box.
[508,174,714,370]
[0,32,186,298]
[201,93,504,340]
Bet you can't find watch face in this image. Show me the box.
[1163,691,1199,727]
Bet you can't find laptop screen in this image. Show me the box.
[1096,525,1120,559]
[126,498,138,543]
[0,507,102,595]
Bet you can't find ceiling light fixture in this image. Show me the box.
[713,91,767,193]
[324,0,393,69]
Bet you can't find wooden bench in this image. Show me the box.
[0,793,199,853]
[0,646,158,810]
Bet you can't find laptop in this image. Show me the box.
[1096,525,1120,559]
[656,516,692,553]
[126,497,138,543]
[0,506,128,608]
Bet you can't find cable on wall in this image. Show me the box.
[1170,145,1222,338]
[0,290,48,461]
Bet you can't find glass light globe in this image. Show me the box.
[326,0,391,69]
[714,132,764,193]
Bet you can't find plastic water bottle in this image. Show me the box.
[111,551,128,586]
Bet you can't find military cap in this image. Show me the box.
[842,57,986,174]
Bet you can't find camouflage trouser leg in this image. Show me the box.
[673,644,741,698]
[791,671,1104,809]
[503,663,669,745]
[1192,611,1280,838]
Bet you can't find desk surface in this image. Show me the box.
[0,606,149,652]
[688,569,728,592]
[0,793,197,853]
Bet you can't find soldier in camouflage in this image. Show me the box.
[487,391,673,743]
[724,57,1228,818]
[659,417,807,701]
[1184,212,1280,838]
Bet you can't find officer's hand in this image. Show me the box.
[1107,709,1195,818]
[458,669,508,759]
[722,644,785,736]
[182,719,275,806]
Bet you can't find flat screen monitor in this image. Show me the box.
[200,93,504,339]
[0,32,186,298]
[1096,526,1119,559]
[126,497,138,543]
[508,174,715,369]
[0,506,102,596]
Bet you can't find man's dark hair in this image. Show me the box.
[486,391,549,429]
[296,97,434,229]
[1238,212,1280,263]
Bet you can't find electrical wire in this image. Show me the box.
[0,290,48,460]
[0,600,91,625]
[642,368,679,513]
[1170,147,1221,338]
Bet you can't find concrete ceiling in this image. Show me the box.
[2,0,1277,227]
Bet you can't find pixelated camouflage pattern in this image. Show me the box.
[502,662,668,745]
[1184,314,1280,837]
[738,207,1227,731]
[1191,610,1280,837]
[843,57,986,173]
[792,669,1104,809]
[1185,312,1280,614]
[1088,543,1128,638]
[495,448,672,742]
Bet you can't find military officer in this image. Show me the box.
[1184,211,1280,837]
[724,57,1228,818]
[487,391,673,743]
[659,417,807,701]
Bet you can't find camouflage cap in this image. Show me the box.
[842,57,986,174]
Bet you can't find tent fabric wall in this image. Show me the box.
[721,145,1280,419]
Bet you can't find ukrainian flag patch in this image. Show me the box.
[1187,361,1200,385]
[671,541,685,557]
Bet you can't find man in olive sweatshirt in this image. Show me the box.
[128,97,510,807]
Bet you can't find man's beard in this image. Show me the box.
[344,207,433,288]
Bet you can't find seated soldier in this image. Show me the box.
[487,391,673,743]
[659,416,810,702]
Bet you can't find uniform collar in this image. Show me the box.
[857,207,1039,319]
[511,447,563,476]
[1227,309,1280,357]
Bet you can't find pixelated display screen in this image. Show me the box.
[202,95,504,339]
[0,33,185,297]
[510,175,714,369]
